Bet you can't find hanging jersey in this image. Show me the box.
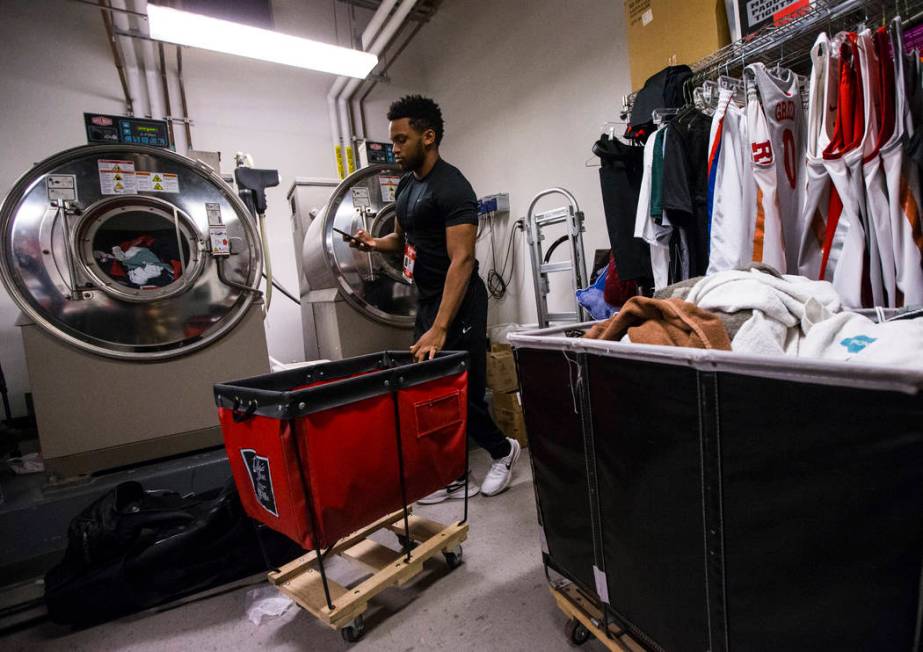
[862,27,899,306]
[854,28,887,307]
[820,33,868,308]
[707,87,756,273]
[883,19,923,305]
[799,32,839,279]
[747,62,805,274]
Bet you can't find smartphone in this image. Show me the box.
[332,227,364,246]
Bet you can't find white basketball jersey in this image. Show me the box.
[706,87,756,273]
[799,33,838,279]
[882,21,923,306]
[747,63,805,274]
[862,26,899,307]
[818,33,868,308]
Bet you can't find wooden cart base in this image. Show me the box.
[269,509,468,642]
[550,582,646,651]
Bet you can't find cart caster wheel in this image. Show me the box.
[340,615,366,643]
[443,545,463,569]
[565,617,592,646]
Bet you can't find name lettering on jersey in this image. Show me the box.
[752,141,773,165]
[774,100,796,122]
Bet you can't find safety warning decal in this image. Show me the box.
[136,170,180,193]
[379,175,400,203]
[97,159,137,195]
[351,186,371,209]
[241,449,278,517]
[46,174,78,202]
[205,202,223,225]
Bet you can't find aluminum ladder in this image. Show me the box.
[525,188,588,328]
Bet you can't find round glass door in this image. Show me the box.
[77,196,204,302]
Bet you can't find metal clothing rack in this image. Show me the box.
[622,0,923,116]
[697,0,923,79]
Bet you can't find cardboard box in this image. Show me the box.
[492,389,521,414]
[486,350,518,392]
[490,341,512,354]
[624,0,731,89]
[494,406,528,449]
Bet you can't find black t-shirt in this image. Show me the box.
[395,158,479,301]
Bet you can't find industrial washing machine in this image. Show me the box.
[0,144,270,477]
[289,164,416,360]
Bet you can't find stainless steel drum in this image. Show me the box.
[301,164,416,327]
[0,144,263,360]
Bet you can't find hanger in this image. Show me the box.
[620,93,635,122]
[693,86,708,113]
[585,121,633,167]
[601,121,626,139]
[652,107,680,125]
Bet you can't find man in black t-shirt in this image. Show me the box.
[347,95,519,501]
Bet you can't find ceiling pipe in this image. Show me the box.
[338,0,418,166]
[98,0,134,115]
[357,17,425,139]
[109,0,149,117]
[361,0,399,50]
[327,0,398,176]
[129,0,166,121]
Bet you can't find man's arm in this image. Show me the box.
[349,220,403,253]
[410,223,477,361]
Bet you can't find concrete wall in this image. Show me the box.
[367,0,632,329]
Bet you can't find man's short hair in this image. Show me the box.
[387,95,445,146]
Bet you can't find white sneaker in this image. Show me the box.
[481,438,521,497]
[417,473,480,505]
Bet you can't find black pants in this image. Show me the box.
[415,276,511,460]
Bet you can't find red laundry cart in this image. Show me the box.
[214,351,470,554]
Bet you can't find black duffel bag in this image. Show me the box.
[45,479,300,626]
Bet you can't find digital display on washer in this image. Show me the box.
[84,113,172,148]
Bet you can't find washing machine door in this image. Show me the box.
[0,144,263,360]
[302,164,416,327]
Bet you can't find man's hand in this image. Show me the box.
[346,229,375,252]
[411,326,447,362]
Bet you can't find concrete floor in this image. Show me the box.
[5,450,608,651]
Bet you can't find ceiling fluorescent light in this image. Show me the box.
[146,4,378,79]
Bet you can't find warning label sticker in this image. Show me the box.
[205,202,223,225]
[46,174,78,202]
[351,186,371,209]
[136,170,180,193]
[98,159,137,195]
[378,175,400,203]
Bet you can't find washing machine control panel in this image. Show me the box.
[84,113,171,148]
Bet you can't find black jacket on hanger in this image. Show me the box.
[661,107,712,277]
[594,134,653,286]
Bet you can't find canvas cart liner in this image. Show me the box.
[511,324,923,652]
